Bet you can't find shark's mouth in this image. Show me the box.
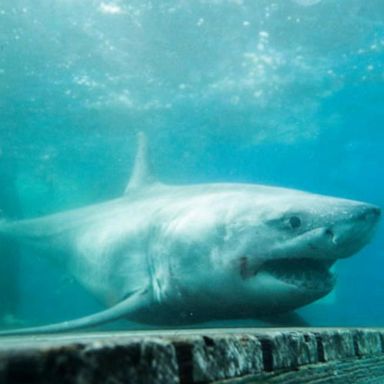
[260,258,335,292]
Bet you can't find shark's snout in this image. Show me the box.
[330,203,381,254]
[240,201,381,300]
[355,205,381,223]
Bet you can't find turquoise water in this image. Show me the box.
[0,0,383,330]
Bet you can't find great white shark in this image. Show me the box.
[0,133,380,334]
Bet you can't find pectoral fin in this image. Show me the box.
[0,288,150,336]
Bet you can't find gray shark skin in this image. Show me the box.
[0,133,381,334]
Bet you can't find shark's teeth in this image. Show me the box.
[261,258,334,292]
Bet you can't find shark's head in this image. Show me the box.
[159,185,380,319]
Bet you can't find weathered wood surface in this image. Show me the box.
[0,328,384,383]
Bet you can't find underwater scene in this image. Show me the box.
[0,0,383,334]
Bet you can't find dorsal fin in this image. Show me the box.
[124,132,157,194]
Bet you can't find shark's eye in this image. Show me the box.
[289,216,301,229]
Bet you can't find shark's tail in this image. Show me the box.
[0,154,21,326]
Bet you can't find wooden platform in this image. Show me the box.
[1,328,384,383]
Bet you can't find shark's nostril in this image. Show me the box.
[324,228,337,244]
[360,207,381,221]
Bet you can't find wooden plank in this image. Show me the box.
[0,328,384,383]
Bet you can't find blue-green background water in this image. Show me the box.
[0,0,383,329]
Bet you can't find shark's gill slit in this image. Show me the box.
[239,256,249,279]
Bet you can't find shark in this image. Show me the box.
[0,133,380,334]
